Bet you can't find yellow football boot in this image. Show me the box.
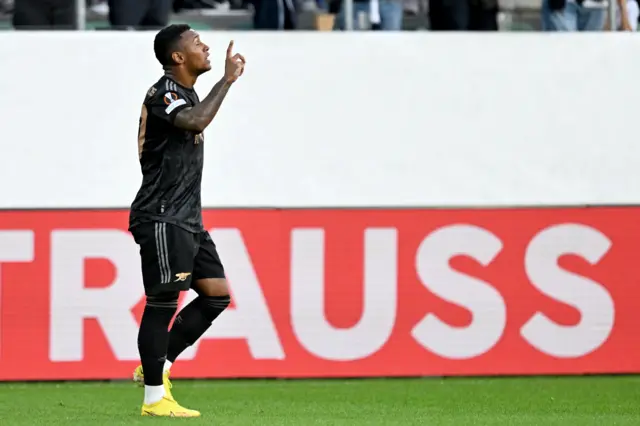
[141,396,201,417]
[133,365,175,402]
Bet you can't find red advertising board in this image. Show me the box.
[0,207,638,381]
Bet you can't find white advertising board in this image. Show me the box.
[0,32,639,208]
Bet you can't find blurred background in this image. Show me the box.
[1,0,636,33]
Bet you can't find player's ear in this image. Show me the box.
[171,51,185,65]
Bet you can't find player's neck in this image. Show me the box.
[164,70,196,89]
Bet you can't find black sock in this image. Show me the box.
[137,295,178,386]
[167,295,230,363]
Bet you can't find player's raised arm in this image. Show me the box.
[174,40,246,133]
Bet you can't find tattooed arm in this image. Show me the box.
[174,78,233,132]
[174,40,246,133]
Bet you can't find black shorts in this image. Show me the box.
[130,221,225,296]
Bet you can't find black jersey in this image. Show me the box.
[129,76,205,234]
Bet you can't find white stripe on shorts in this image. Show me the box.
[155,223,171,283]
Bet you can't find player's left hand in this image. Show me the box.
[224,40,246,83]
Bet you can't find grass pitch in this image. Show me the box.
[0,376,638,425]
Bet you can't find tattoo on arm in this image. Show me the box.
[174,78,232,132]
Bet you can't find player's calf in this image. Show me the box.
[138,291,180,405]
[166,292,231,363]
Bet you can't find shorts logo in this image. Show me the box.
[174,272,192,282]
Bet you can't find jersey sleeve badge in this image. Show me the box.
[164,92,187,114]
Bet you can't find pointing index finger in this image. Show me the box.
[227,40,234,58]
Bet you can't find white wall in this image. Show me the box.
[1,32,639,208]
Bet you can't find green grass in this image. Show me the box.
[0,376,639,425]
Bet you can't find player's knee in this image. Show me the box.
[195,278,229,297]
[146,292,180,310]
[199,295,231,321]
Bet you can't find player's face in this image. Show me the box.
[182,31,211,76]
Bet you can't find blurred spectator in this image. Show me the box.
[541,0,606,30]
[108,0,171,30]
[429,0,498,29]
[333,0,404,30]
[12,0,75,29]
[0,0,11,13]
[605,0,637,30]
[250,0,298,30]
[299,0,328,10]
[174,0,230,11]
